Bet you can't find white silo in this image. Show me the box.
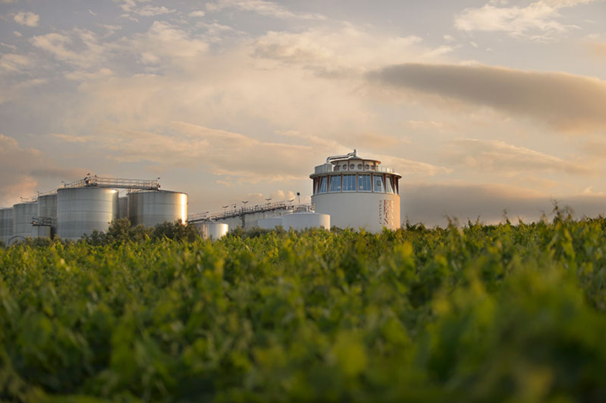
[310,150,401,233]
[283,212,330,231]
[37,193,58,237]
[127,190,188,227]
[57,187,119,240]
[195,222,228,240]
[0,208,13,245]
[13,201,38,239]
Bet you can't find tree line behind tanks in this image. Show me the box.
[1,208,606,401]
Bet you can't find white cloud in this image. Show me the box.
[30,30,111,70]
[135,5,175,17]
[206,0,325,20]
[454,0,604,40]
[445,138,595,175]
[0,134,80,207]
[0,53,31,73]
[13,11,39,27]
[189,10,206,17]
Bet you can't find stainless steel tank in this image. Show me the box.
[13,202,38,238]
[37,194,58,236]
[13,202,38,239]
[0,208,13,245]
[118,197,128,219]
[32,225,51,239]
[195,222,228,240]
[37,194,57,221]
[57,187,119,240]
[128,190,188,227]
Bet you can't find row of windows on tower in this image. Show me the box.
[313,174,399,195]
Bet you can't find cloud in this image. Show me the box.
[0,134,80,207]
[250,26,442,77]
[127,21,209,66]
[135,5,175,17]
[402,182,606,227]
[368,63,606,133]
[30,30,111,69]
[0,53,31,73]
[445,138,595,175]
[206,0,325,20]
[376,154,452,177]
[13,11,39,27]
[189,10,206,17]
[587,41,606,59]
[454,0,603,40]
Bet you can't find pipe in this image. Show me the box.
[326,149,357,164]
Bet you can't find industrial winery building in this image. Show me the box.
[0,151,401,244]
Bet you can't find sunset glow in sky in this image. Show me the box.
[1,0,606,226]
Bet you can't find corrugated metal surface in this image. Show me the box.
[128,191,188,227]
[32,225,51,238]
[57,187,118,240]
[118,197,128,219]
[13,202,38,239]
[0,208,13,245]
[37,194,57,221]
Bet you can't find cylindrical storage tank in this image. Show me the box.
[37,194,58,236]
[195,222,228,240]
[37,194,57,221]
[310,152,401,233]
[283,212,330,231]
[118,197,128,220]
[128,191,188,227]
[13,202,38,239]
[258,216,284,230]
[32,225,51,239]
[57,187,119,240]
[0,208,13,245]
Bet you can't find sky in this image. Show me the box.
[1,0,606,227]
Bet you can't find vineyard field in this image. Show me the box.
[2,215,606,402]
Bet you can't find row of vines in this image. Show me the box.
[2,214,606,401]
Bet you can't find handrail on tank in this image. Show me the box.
[62,176,160,190]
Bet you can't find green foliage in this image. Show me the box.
[3,218,606,401]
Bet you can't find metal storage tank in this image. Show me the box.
[37,194,57,236]
[0,208,13,245]
[118,197,128,219]
[57,187,119,240]
[128,190,188,227]
[283,212,330,231]
[37,194,57,221]
[13,201,38,239]
[310,150,402,233]
[195,222,228,240]
[258,216,284,230]
[32,225,51,238]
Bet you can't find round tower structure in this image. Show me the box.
[310,150,401,233]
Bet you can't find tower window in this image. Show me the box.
[373,175,385,193]
[358,174,371,192]
[343,175,356,192]
[329,175,342,192]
